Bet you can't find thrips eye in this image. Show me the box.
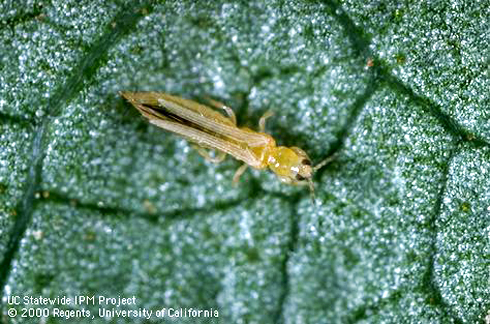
[295,174,306,181]
[302,159,311,166]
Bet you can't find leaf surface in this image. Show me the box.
[1,1,488,323]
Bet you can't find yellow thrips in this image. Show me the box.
[120,92,333,200]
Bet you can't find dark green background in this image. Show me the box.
[1,0,488,323]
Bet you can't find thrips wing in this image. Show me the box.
[120,91,272,147]
[120,91,236,127]
[148,118,263,168]
[156,96,271,147]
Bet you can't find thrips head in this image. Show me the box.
[268,146,336,203]
[293,154,317,203]
[289,147,313,181]
[290,148,316,202]
[268,146,316,200]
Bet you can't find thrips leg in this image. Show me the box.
[259,110,274,132]
[220,105,237,126]
[195,146,227,163]
[205,97,237,125]
[232,164,249,185]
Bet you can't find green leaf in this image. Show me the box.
[1,0,488,323]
